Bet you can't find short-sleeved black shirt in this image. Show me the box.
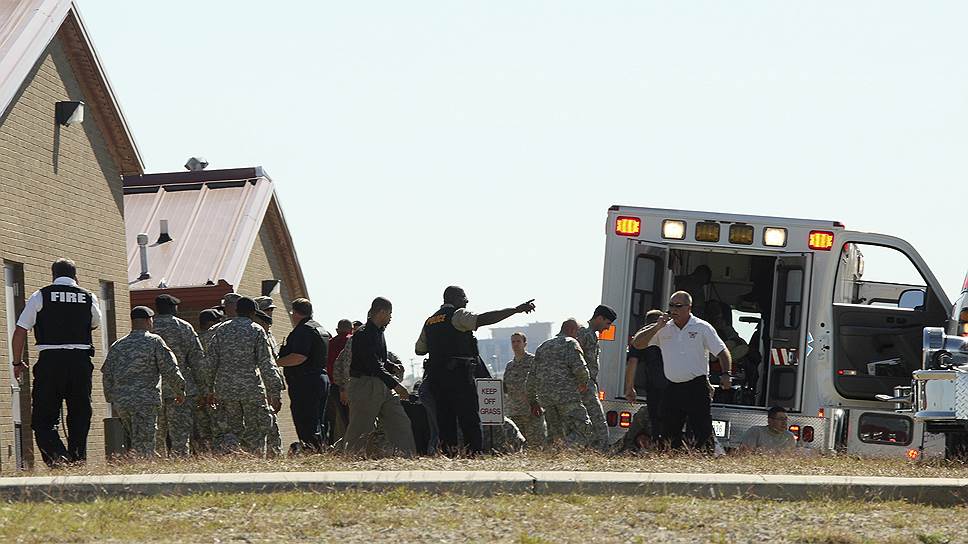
[281,318,331,375]
[628,344,668,390]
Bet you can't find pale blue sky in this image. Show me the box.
[80,1,968,355]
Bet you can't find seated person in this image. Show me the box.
[737,406,796,452]
[614,405,654,453]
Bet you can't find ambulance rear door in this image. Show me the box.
[765,253,812,411]
[627,242,671,339]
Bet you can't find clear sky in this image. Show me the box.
[79,1,968,357]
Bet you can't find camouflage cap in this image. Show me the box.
[131,306,154,319]
[254,296,277,311]
[222,292,242,305]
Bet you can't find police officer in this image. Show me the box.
[415,286,535,456]
[276,298,331,452]
[12,259,102,466]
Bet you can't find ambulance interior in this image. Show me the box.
[630,242,949,409]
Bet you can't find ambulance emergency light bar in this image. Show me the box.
[616,214,830,250]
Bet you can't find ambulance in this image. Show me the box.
[597,205,954,458]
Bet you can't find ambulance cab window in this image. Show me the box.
[834,244,926,309]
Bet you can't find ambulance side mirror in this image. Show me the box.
[898,289,925,310]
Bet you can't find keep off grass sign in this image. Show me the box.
[476,378,504,425]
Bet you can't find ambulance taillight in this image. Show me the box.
[615,217,641,237]
[801,426,814,443]
[808,230,835,251]
[789,424,801,441]
[619,411,632,428]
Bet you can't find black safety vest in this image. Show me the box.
[423,306,478,360]
[34,284,94,346]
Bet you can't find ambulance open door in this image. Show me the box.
[628,242,670,336]
[765,253,811,410]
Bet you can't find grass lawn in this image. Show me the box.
[0,488,962,543]
[7,449,968,479]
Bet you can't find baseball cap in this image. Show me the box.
[131,306,154,319]
[594,304,618,322]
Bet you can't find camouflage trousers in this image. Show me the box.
[117,405,159,458]
[507,406,547,448]
[193,402,218,453]
[217,398,272,456]
[542,400,592,447]
[267,412,282,457]
[580,382,609,450]
[156,398,193,456]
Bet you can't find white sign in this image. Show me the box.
[476,378,504,425]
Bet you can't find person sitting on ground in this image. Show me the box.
[737,405,796,452]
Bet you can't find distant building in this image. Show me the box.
[478,322,553,378]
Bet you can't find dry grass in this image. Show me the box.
[6,449,968,480]
[0,489,963,543]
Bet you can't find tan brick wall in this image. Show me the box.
[0,38,131,471]
[236,216,301,450]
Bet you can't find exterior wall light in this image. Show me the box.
[55,101,85,126]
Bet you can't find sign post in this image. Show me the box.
[476,378,504,425]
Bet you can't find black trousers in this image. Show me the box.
[324,383,348,445]
[285,369,328,452]
[646,385,667,442]
[427,359,482,455]
[30,349,93,466]
[660,376,714,451]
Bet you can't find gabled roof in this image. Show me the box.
[0,0,143,174]
[122,167,309,299]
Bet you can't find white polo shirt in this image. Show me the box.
[17,277,101,351]
[649,315,727,384]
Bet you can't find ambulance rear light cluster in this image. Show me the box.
[604,410,633,428]
[788,424,815,442]
[615,213,829,250]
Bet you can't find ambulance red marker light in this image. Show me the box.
[808,231,835,251]
[906,448,921,461]
[615,216,641,237]
[619,411,632,428]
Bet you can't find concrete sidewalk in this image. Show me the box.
[2,471,968,505]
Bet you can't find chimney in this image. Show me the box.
[137,233,150,280]
[156,219,172,244]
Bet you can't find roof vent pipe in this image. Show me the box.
[137,233,151,280]
[185,156,209,171]
[156,219,172,244]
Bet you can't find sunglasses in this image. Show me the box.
[668,303,687,308]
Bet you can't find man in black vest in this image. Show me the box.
[415,286,535,456]
[276,298,332,452]
[12,259,101,466]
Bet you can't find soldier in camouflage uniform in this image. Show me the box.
[255,296,285,457]
[102,306,186,458]
[527,318,593,447]
[209,297,284,456]
[576,304,618,450]
[503,332,546,448]
[151,294,205,457]
[194,309,223,452]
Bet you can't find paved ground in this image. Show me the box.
[4,470,968,505]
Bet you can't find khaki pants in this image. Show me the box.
[344,376,415,456]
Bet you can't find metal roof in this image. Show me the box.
[123,169,275,290]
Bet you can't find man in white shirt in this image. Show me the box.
[12,259,101,466]
[631,290,731,451]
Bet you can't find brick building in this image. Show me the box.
[122,166,310,450]
[0,0,143,470]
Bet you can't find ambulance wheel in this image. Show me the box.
[945,429,968,460]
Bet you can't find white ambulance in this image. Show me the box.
[597,205,953,458]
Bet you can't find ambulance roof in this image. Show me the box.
[609,205,844,230]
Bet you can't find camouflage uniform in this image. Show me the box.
[527,334,593,447]
[576,326,609,449]
[152,314,205,456]
[264,330,285,457]
[332,336,353,389]
[209,316,284,456]
[194,326,219,450]
[102,330,186,457]
[484,417,526,454]
[503,352,546,448]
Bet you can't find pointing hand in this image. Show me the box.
[516,299,536,314]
